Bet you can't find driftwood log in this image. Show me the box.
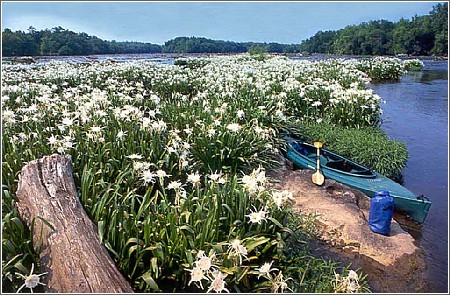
[16,154,134,293]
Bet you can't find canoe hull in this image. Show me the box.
[284,137,431,224]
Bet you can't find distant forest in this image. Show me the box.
[2,3,447,57]
[299,3,447,56]
[1,27,302,57]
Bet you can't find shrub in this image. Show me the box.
[403,59,425,71]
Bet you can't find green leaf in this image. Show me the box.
[14,261,29,275]
[221,266,238,275]
[10,217,25,232]
[236,266,250,282]
[186,250,193,265]
[140,271,161,292]
[179,225,194,234]
[128,244,139,258]
[104,240,119,259]
[245,236,271,252]
[268,217,284,229]
[97,220,105,243]
[126,237,141,246]
[150,257,159,277]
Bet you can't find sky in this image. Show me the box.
[1,1,443,45]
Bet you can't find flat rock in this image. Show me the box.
[268,164,429,293]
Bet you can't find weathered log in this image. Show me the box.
[16,154,134,293]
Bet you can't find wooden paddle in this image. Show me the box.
[312,141,325,186]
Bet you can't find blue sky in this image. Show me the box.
[1,1,443,44]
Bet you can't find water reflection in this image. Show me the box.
[409,70,448,84]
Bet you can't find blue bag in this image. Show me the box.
[368,190,394,236]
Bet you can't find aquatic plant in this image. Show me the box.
[349,57,423,80]
[403,59,425,71]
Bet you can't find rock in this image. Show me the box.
[268,167,429,293]
[13,56,36,64]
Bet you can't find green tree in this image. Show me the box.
[39,35,60,55]
[2,26,162,56]
[430,3,448,56]
[300,30,338,53]
[299,3,447,57]
[392,18,414,55]
[2,28,20,56]
[248,44,268,55]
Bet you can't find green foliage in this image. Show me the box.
[1,30,303,57]
[300,3,448,57]
[162,37,301,54]
[355,57,406,80]
[1,186,44,293]
[288,120,409,180]
[2,57,374,293]
[248,44,268,55]
[248,45,269,61]
[2,26,162,57]
[163,36,247,53]
[403,59,425,71]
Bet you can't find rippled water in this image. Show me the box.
[369,59,448,292]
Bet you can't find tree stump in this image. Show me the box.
[15,154,134,293]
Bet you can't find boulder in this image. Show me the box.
[268,165,429,293]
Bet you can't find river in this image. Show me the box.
[369,59,448,293]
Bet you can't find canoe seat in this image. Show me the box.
[326,159,345,170]
[350,168,373,175]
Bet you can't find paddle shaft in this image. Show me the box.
[312,142,324,185]
[316,147,321,170]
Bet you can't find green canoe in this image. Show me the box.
[284,136,431,224]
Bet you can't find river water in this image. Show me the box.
[369,59,448,293]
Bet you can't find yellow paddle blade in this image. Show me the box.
[312,170,325,186]
[314,141,323,148]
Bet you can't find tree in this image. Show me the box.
[2,28,21,56]
[40,35,60,55]
[2,27,162,56]
[430,3,448,56]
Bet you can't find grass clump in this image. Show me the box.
[403,59,425,71]
[354,57,406,80]
[288,120,409,181]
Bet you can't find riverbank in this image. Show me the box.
[268,159,429,292]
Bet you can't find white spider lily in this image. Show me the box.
[16,263,47,293]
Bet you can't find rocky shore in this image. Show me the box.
[268,160,429,293]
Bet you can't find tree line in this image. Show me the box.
[300,3,447,56]
[1,27,301,57]
[2,26,162,56]
[2,3,447,57]
[162,37,300,54]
